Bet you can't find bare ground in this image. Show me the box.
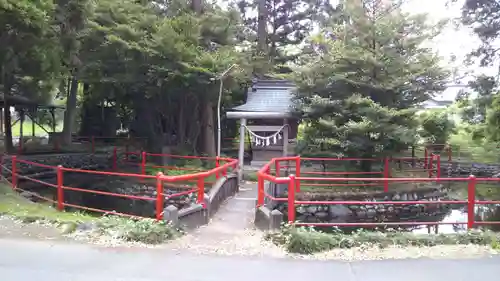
[0,216,68,241]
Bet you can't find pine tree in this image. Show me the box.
[293,0,450,169]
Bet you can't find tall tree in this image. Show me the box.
[235,0,333,74]
[461,0,500,67]
[0,0,60,151]
[295,0,449,109]
[56,0,91,144]
[293,0,450,168]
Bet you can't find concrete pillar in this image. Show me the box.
[163,205,179,227]
[238,118,246,182]
[269,209,284,231]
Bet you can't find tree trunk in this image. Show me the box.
[3,99,13,153]
[360,159,372,173]
[257,0,267,54]
[178,98,186,145]
[202,101,216,157]
[254,0,268,75]
[62,77,79,145]
[186,98,200,153]
[191,0,202,13]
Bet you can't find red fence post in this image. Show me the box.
[56,165,64,211]
[112,147,117,171]
[295,156,301,192]
[428,154,433,178]
[215,156,220,179]
[156,172,164,221]
[141,151,146,176]
[383,157,389,192]
[424,148,428,169]
[11,156,17,189]
[91,136,95,153]
[197,174,205,204]
[436,154,441,179]
[467,175,476,229]
[275,160,280,177]
[222,163,227,177]
[257,173,264,206]
[288,175,296,223]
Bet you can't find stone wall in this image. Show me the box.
[400,158,500,177]
[163,175,240,230]
[2,152,197,217]
[265,182,451,225]
[1,153,113,177]
[63,176,197,217]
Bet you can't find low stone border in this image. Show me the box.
[254,181,284,231]
[163,174,239,229]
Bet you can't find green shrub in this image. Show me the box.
[95,216,182,244]
[266,224,500,254]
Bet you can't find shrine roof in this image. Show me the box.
[0,94,64,109]
[227,79,295,119]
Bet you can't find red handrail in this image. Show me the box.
[3,150,238,220]
[257,156,500,230]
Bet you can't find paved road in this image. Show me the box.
[0,238,497,281]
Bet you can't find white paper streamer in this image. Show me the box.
[243,124,289,147]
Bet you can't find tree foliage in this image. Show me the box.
[1,0,458,161]
[418,110,455,146]
[294,1,449,109]
[299,95,417,163]
[461,0,500,66]
[293,0,449,167]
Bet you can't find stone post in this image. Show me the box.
[163,205,179,227]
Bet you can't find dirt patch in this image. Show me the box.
[0,216,69,241]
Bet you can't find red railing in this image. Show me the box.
[114,150,235,184]
[257,156,500,229]
[1,151,238,220]
[271,154,441,193]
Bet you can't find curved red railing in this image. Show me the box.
[0,150,238,220]
[257,155,500,229]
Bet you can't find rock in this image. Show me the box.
[306,205,318,213]
[296,206,307,214]
[76,222,98,232]
[61,222,79,234]
[315,211,328,219]
[329,205,352,218]
[357,210,366,218]
[367,209,376,218]
[20,191,36,201]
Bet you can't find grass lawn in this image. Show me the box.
[0,182,94,223]
[11,121,63,137]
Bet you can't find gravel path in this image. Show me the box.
[162,182,287,257]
